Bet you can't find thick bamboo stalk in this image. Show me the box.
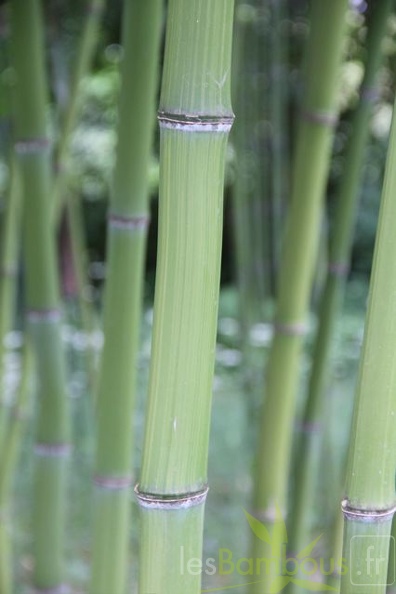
[340,95,396,594]
[89,1,162,592]
[289,1,391,585]
[136,1,234,593]
[10,1,71,590]
[251,2,348,592]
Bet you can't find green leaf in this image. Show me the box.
[244,510,271,544]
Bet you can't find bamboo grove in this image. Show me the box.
[1,1,396,593]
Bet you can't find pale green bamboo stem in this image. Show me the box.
[0,159,20,448]
[288,2,391,585]
[340,95,396,594]
[89,1,162,592]
[232,2,262,352]
[136,1,234,593]
[269,0,288,292]
[10,1,71,590]
[251,3,348,592]
[0,341,32,594]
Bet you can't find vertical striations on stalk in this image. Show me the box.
[340,86,396,594]
[136,1,235,593]
[288,1,392,587]
[89,0,162,592]
[251,2,348,591]
[10,0,71,590]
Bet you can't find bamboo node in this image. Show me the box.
[360,85,380,104]
[341,499,396,522]
[108,212,150,232]
[93,475,133,490]
[27,308,62,323]
[300,109,338,128]
[34,443,72,458]
[14,137,51,155]
[134,484,209,510]
[328,261,349,278]
[273,321,307,337]
[158,111,234,133]
[31,584,70,594]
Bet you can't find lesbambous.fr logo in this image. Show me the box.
[180,506,347,593]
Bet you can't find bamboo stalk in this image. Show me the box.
[269,0,288,293]
[288,1,391,585]
[10,1,71,590]
[136,1,234,593]
[89,1,162,592]
[0,341,32,594]
[0,159,20,448]
[251,2,348,592]
[340,91,396,594]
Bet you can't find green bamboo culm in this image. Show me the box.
[288,1,392,586]
[0,342,32,594]
[340,97,396,594]
[251,2,348,592]
[89,0,162,592]
[10,0,71,590]
[136,1,234,593]
[0,160,20,448]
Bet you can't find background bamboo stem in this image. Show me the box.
[251,2,349,591]
[89,0,162,591]
[10,0,71,589]
[288,2,391,585]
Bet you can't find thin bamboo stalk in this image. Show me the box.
[288,1,391,585]
[89,0,162,592]
[0,159,20,448]
[251,2,348,592]
[269,0,288,293]
[135,1,234,593]
[10,1,71,590]
[340,94,396,594]
[0,341,32,594]
[232,2,262,353]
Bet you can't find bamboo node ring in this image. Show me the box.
[300,109,338,128]
[158,111,234,133]
[108,213,150,231]
[341,499,396,522]
[134,484,209,510]
[93,475,133,490]
[27,308,62,323]
[273,321,307,337]
[14,137,51,155]
[34,443,72,458]
[328,261,349,277]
